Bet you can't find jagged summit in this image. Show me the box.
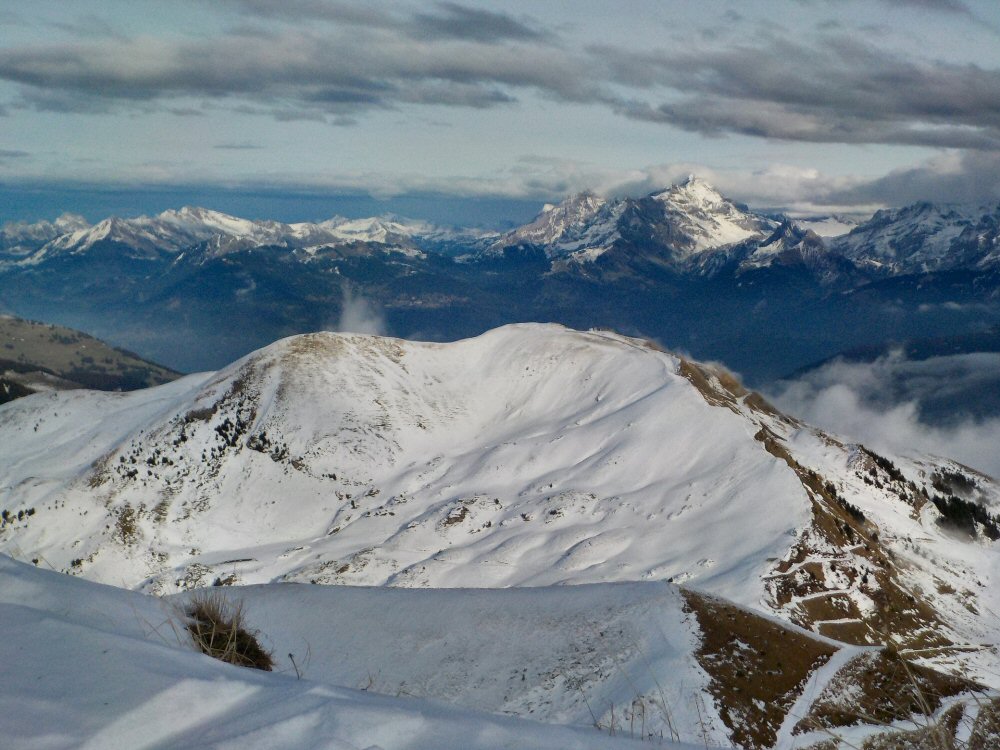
[12,184,1000,279]
[489,191,613,256]
[489,177,776,263]
[643,176,775,256]
[652,174,727,207]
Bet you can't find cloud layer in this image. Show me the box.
[767,351,1000,478]
[607,35,1000,150]
[3,1,1000,154]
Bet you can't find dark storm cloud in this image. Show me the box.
[213,142,263,150]
[0,149,29,162]
[225,0,549,43]
[222,0,393,26]
[16,87,120,114]
[43,14,127,40]
[796,0,971,13]
[897,0,972,11]
[0,24,600,120]
[166,107,205,117]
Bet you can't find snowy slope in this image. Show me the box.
[0,213,90,257]
[726,222,861,285]
[0,325,810,604]
[3,550,990,750]
[1,324,999,686]
[183,580,736,743]
[1,554,673,750]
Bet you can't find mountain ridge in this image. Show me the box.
[2,323,998,690]
[0,314,179,403]
[8,177,1000,278]
[5,177,1000,382]
[11,206,490,264]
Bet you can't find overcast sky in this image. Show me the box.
[3,0,1000,223]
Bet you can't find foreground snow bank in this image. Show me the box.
[170,579,727,742]
[0,555,695,750]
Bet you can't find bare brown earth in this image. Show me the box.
[798,650,978,731]
[682,589,835,749]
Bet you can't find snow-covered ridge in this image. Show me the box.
[832,201,1000,274]
[0,212,89,256]
[0,324,808,601]
[10,183,1000,277]
[2,322,999,690]
[488,191,612,255]
[20,206,486,263]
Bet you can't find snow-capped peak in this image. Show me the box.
[488,191,614,257]
[487,178,776,264]
[653,175,727,209]
[504,191,607,243]
[22,207,468,263]
[155,206,261,237]
[645,176,777,256]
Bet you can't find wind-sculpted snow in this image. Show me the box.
[0,325,808,601]
[0,556,676,750]
[1,323,999,688]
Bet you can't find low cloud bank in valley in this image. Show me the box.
[766,351,1000,479]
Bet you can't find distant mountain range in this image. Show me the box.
[2,177,999,380]
[2,205,488,263]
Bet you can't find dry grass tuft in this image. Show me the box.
[859,701,965,749]
[185,591,274,671]
[799,650,978,732]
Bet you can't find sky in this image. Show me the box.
[3,0,1000,225]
